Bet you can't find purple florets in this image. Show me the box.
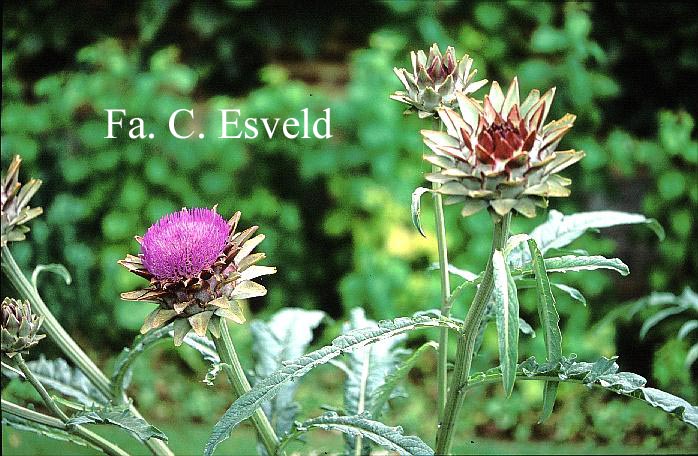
[141,208,230,280]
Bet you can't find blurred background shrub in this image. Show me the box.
[2,0,697,453]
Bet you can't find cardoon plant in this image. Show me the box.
[197,44,696,456]
[3,42,697,456]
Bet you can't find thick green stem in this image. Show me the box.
[435,212,511,454]
[433,176,451,420]
[7,365,130,456]
[1,245,173,456]
[211,318,281,456]
[432,119,452,421]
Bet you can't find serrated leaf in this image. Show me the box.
[6,356,108,407]
[68,406,168,442]
[528,239,563,422]
[411,187,431,237]
[251,308,325,436]
[294,412,434,456]
[180,332,221,385]
[492,250,519,397]
[468,355,698,429]
[31,263,72,289]
[342,308,409,455]
[514,255,629,276]
[369,342,437,418]
[204,312,458,456]
[112,325,173,396]
[2,412,98,451]
[509,210,664,268]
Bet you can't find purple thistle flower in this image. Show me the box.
[141,208,230,280]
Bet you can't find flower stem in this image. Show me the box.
[435,212,511,454]
[15,353,70,421]
[211,318,281,456]
[432,119,452,421]
[1,245,173,456]
[11,358,130,456]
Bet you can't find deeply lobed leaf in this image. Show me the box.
[204,312,458,455]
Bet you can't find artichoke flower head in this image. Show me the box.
[422,77,585,217]
[1,155,43,247]
[1,297,45,358]
[391,43,487,118]
[119,208,276,345]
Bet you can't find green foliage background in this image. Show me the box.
[2,1,697,453]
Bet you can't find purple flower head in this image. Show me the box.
[141,208,230,280]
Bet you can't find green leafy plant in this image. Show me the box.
[2,9,697,452]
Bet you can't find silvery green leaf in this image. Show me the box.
[369,341,437,418]
[515,279,587,306]
[6,356,108,407]
[636,388,698,427]
[411,187,431,237]
[204,312,459,456]
[112,324,173,395]
[341,308,409,454]
[640,306,688,339]
[509,210,665,268]
[492,250,519,397]
[551,283,586,306]
[685,344,698,369]
[181,332,221,385]
[678,320,698,340]
[513,255,629,276]
[251,308,325,436]
[518,318,536,338]
[2,412,98,451]
[68,405,168,442]
[31,263,72,289]
[468,355,698,429]
[527,239,563,422]
[292,412,434,456]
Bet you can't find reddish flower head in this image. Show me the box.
[421,78,584,217]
